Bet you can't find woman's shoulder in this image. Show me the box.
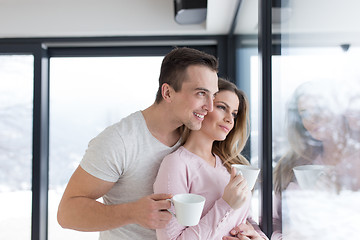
[163,146,185,159]
[162,146,188,165]
[162,146,204,167]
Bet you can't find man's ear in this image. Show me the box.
[161,83,174,103]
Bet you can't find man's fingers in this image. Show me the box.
[154,198,172,210]
[155,220,171,229]
[245,220,255,230]
[153,210,173,229]
[231,223,248,235]
[230,227,240,236]
[237,222,261,238]
[236,223,251,235]
[150,193,173,201]
[158,210,173,221]
[222,237,239,240]
[237,236,251,240]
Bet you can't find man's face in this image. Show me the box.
[170,65,218,130]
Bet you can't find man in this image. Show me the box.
[57,47,219,239]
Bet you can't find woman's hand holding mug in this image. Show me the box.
[222,167,249,210]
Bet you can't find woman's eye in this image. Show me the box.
[232,113,238,119]
[217,105,226,110]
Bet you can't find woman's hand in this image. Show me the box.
[222,167,249,210]
[223,221,267,240]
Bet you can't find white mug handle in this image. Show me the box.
[232,167,243,176]
[166,198,176,217]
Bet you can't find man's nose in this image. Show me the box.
[203,95,214,112]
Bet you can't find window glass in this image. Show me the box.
[271,0,360,237]
[0,55,33,239]
[249,54,260,223]
[236,47,260,222]
[272,48,360,239]
[48,56,163,240]
[233,0,260,226]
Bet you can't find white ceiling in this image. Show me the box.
[0,0,239,38]
[0,0,360,46]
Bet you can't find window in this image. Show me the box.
[0,55,34,239]
[48,56,163,239]
[271,47,360,240]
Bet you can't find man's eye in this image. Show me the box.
[198,92,206,96]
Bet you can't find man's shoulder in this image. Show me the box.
[109,111,145,134]
[117,110,143,125]
[90,111,145,146]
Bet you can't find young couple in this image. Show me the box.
[57,47,267,240]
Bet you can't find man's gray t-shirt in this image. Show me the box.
[80,111,180,240]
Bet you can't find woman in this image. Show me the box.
[272,80,355,240]
[273,80,347,195]
[154,78,267,240]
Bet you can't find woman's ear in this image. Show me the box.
[161,83,174,103]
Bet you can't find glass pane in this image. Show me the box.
[249,54,260,223]
[0,55,33,239]
[272,1,360,239]
[235,0,260,223]
[49,56,163,240]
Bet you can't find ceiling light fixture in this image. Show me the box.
[174,0,207,25]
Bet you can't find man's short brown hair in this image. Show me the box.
[155,47,219,103]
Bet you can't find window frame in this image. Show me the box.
[0,36,232,240]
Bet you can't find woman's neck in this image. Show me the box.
[321,140,344,165]
[183,132,216,167]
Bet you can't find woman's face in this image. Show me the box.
[200,90,239,141]
[297,95,338,141]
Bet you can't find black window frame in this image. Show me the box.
[0,43,50,240]
[0,0,275,235]
[1,35,243,240]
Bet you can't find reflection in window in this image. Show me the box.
[0,55,33,239]
[49,56,163,239]
[271,48,360,240]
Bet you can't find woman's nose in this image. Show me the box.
[224,113,233,124]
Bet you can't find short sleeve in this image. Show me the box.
[80,126,125,182]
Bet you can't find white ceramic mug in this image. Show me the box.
[167,193,206,226]
[231,164,260,190]
[293,165,334,190]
